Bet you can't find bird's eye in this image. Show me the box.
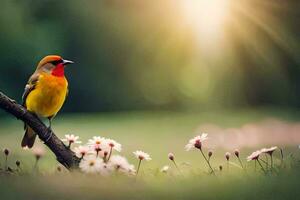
[50,59,63,65]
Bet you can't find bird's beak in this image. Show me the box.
[62,59,74,66]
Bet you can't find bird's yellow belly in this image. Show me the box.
[26,74,68,117]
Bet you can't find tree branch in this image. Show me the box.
[0,91,80,169]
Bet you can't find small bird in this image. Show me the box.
[21,55,73,148]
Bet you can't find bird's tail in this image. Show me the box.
[21,124,37,148]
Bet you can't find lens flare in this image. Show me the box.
[181,0,229,42]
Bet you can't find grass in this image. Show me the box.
[0,108,300,200]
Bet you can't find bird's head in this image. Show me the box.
[37,55,74,77]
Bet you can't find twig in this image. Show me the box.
[0,91,80,169]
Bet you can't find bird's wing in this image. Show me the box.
[22,72,40,107]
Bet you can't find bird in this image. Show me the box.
[21,55,74,148]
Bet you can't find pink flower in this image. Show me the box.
[260,146,278,155]
[185,133,208,151]
[247,150,261,161]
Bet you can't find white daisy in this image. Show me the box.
[73,145,90,158]
[98,163,114,176]
[185,133,208,151]
[79,155,103,174]
[247,150,261,161]
[104,138,122,152]
[62,134,81,147]
[133,150,152,161]
[88,136,106,154]
[260,146,278,155]
[109,155,131,172]
[160,165,170,173]
[88,136,105,146]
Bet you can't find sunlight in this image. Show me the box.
[181,0,229,42]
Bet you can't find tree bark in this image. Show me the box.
[0,91,80,169]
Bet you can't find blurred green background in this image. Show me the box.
[1,1,300,199]
[1,0,299,113]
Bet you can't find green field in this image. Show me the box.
[0,109,300,200]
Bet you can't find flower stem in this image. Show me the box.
[257,159,267,174]
[265,154,269,170]
[172,160,182,175]
[5,155,8,171]
[279,148,284,167]
[107,147,113,162]
[199,149,215,176]
[136,159,142,176]
[227,161,229,171]
[270,154,273,171]
[237,157,244,169]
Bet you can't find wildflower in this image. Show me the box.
[99,163,114,176]
[168,153,174,161]
[3,148,9,170]
[234,149,244,169]
[32,146,45,160]
[133,150,151,175]
[208,150,213,158]
[168,152,181,173]
[88,136,105,155]
[261,146,277,156]
[104,139,122,152]
[16,160,21,172]
[109,155,131,172]
[74,145,90,159]
[160,165,170,173]
[185,133,208,151]
[109,155,127,169]
[247,150,261,161]
[16,160,20,167]
[247,150,266,173]
[32,146,45,172]
[225,152,231,161]
[219,165,223,171]
[186,133,215,175]
[88,136,105,146]
[261,146,278,170]
[234,149,240,157]
[133,150,151,161]
[79,155,103,174]
[4,148,9,156]
[103,138,122,162]
[62,134,81,148]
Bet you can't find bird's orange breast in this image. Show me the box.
[26,72,68,117]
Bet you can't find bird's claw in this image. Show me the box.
[45,127,53,143]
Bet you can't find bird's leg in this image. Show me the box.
[45,117,53,142]
[47,116,53,130]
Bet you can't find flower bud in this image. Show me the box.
[234,149,240,157]
[208,150,213,158]
[168,153,174,161]
[104,151,108,157]
[16,160,20,167]
[225,152,230,161]
[219,165,223,171]
[4,148,9,156]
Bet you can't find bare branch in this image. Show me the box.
[0,91,80,169]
